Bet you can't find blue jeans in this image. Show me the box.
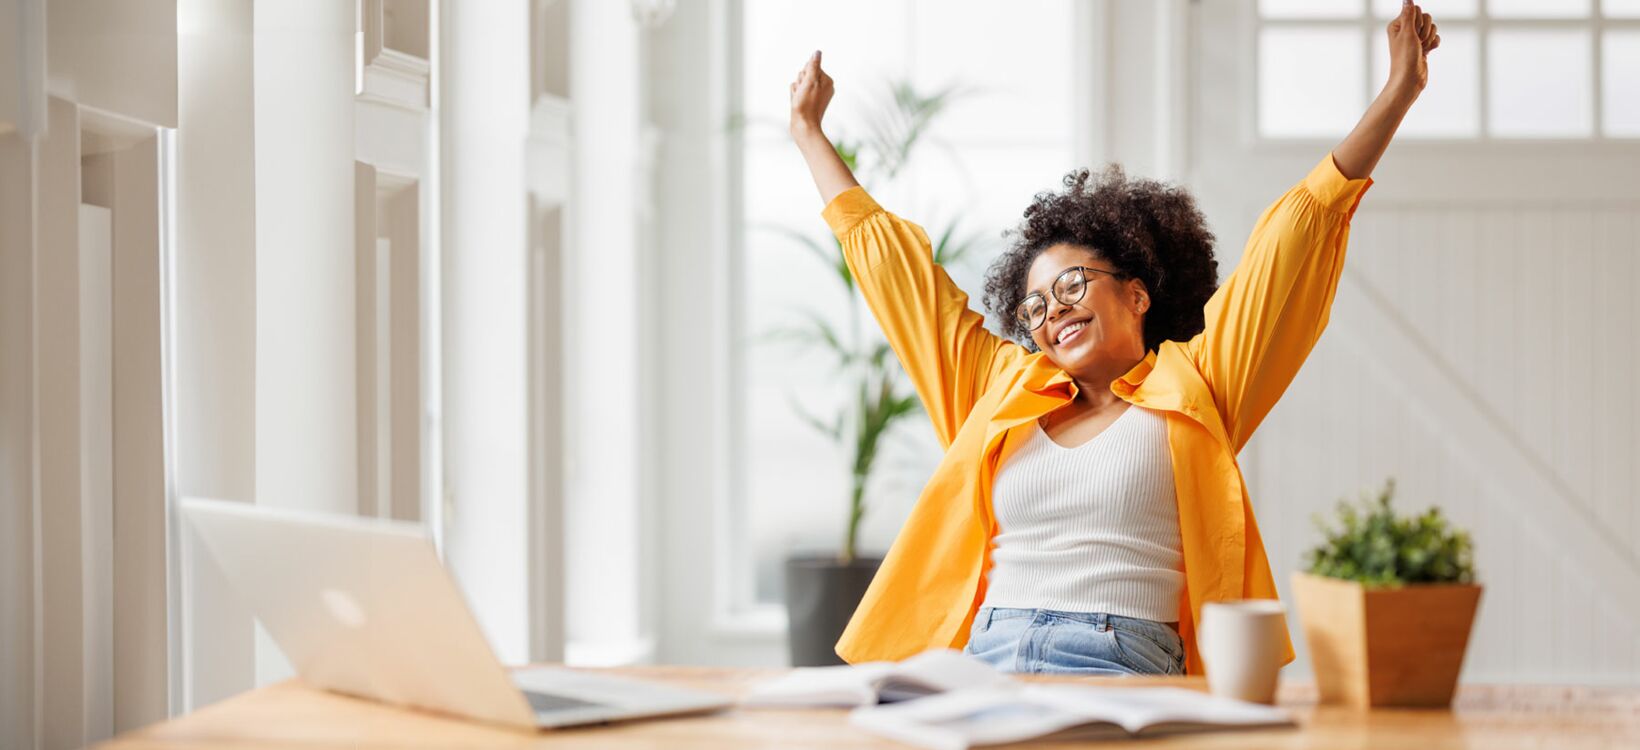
[962,607,1186,676]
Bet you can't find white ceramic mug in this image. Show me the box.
[1198,599,1288,704]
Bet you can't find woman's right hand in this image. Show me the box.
[1386,1,1439,97]
[789,50,834,141]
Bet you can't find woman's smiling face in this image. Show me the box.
[1024,243,1150,375]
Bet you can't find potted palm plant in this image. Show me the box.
[767,81,976,666]
[1291,479,1482,708]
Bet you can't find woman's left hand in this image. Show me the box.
[1386,0,1440,96]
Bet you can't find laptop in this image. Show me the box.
[179,497,731,730]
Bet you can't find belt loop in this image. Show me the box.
[983,608,995,629]
[1094,612,1109,632]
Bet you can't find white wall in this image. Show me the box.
[77,200,115,740]
[0,125,39,750]
[106,135,170,733]
[3,10,176,745]
[1248,204,1640,683]
[46,0,178,129]
[1188,0,1640,685]
[36,94,89,750]
[0,0,43,136]
[4,5,179,739]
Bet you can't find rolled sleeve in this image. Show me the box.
[1305,153,1374,218]
[821,186,884,238]
[811,186,1019,448]
[1189,152,1372,451]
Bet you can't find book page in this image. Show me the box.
[850,686,1115,750]
[741,662,894,707]
[875,649,1011,702]
[743,650,1006,708]
[1028,685,1293,734]
[852,685,1292,749]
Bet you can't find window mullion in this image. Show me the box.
[1478,0,1491,139]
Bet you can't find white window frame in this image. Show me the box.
[715,0,779,637]
[1251,0,1640,143]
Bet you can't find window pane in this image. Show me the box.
[1488,0,1590,18]
[1259,27,1368,137]
[906,146,1078,248]
[1260,0,1363,18]
[1604,30,1640,136]
[913,0,1073,144]
[1373,26,1478,136]
[1487,29,1592,137]
[1606,0,1640,17]
[741,0,908,142]
[742,139,855,606]
[1372,0,1476,18]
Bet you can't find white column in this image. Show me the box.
[440,0,531,665]
[647,0,791,666]
[564,0,651,666]
[175,0,258,708]
[250,0,359,685]
[251,0,358,517]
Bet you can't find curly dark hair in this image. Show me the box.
[982,165,1220,353]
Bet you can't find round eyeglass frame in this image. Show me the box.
[1015,265,1125,333]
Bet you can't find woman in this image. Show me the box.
[785,2,1442,676]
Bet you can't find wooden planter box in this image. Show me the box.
[1291,572,1482,708]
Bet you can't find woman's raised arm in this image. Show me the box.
[1188,2,1438,449]
[1333,0,1439,179]
[786,52,1020,447]
[789,51,860,204]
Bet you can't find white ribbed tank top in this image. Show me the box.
[982,404,1184,622]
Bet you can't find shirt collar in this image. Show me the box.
[1024,350,1158,397]
[1111,350,1158,397]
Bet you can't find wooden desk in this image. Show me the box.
[98,666,1640,749]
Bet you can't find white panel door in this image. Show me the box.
[1189,0,1640,683]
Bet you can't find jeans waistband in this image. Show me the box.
[979,606,1176,633]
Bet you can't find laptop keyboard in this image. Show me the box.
[524,690,607,715]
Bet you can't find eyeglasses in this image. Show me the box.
[1015,265,1124,333]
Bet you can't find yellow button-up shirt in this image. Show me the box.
[821,154,1371,675]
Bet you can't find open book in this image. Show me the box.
[742,650,1011,708]
[849,684,1294,750]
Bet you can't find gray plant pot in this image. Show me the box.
[783,553,883,667]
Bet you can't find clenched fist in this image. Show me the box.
[1387,0,1440,95]
[789,50,834,140]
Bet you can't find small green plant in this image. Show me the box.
[1304,479,1475,586]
